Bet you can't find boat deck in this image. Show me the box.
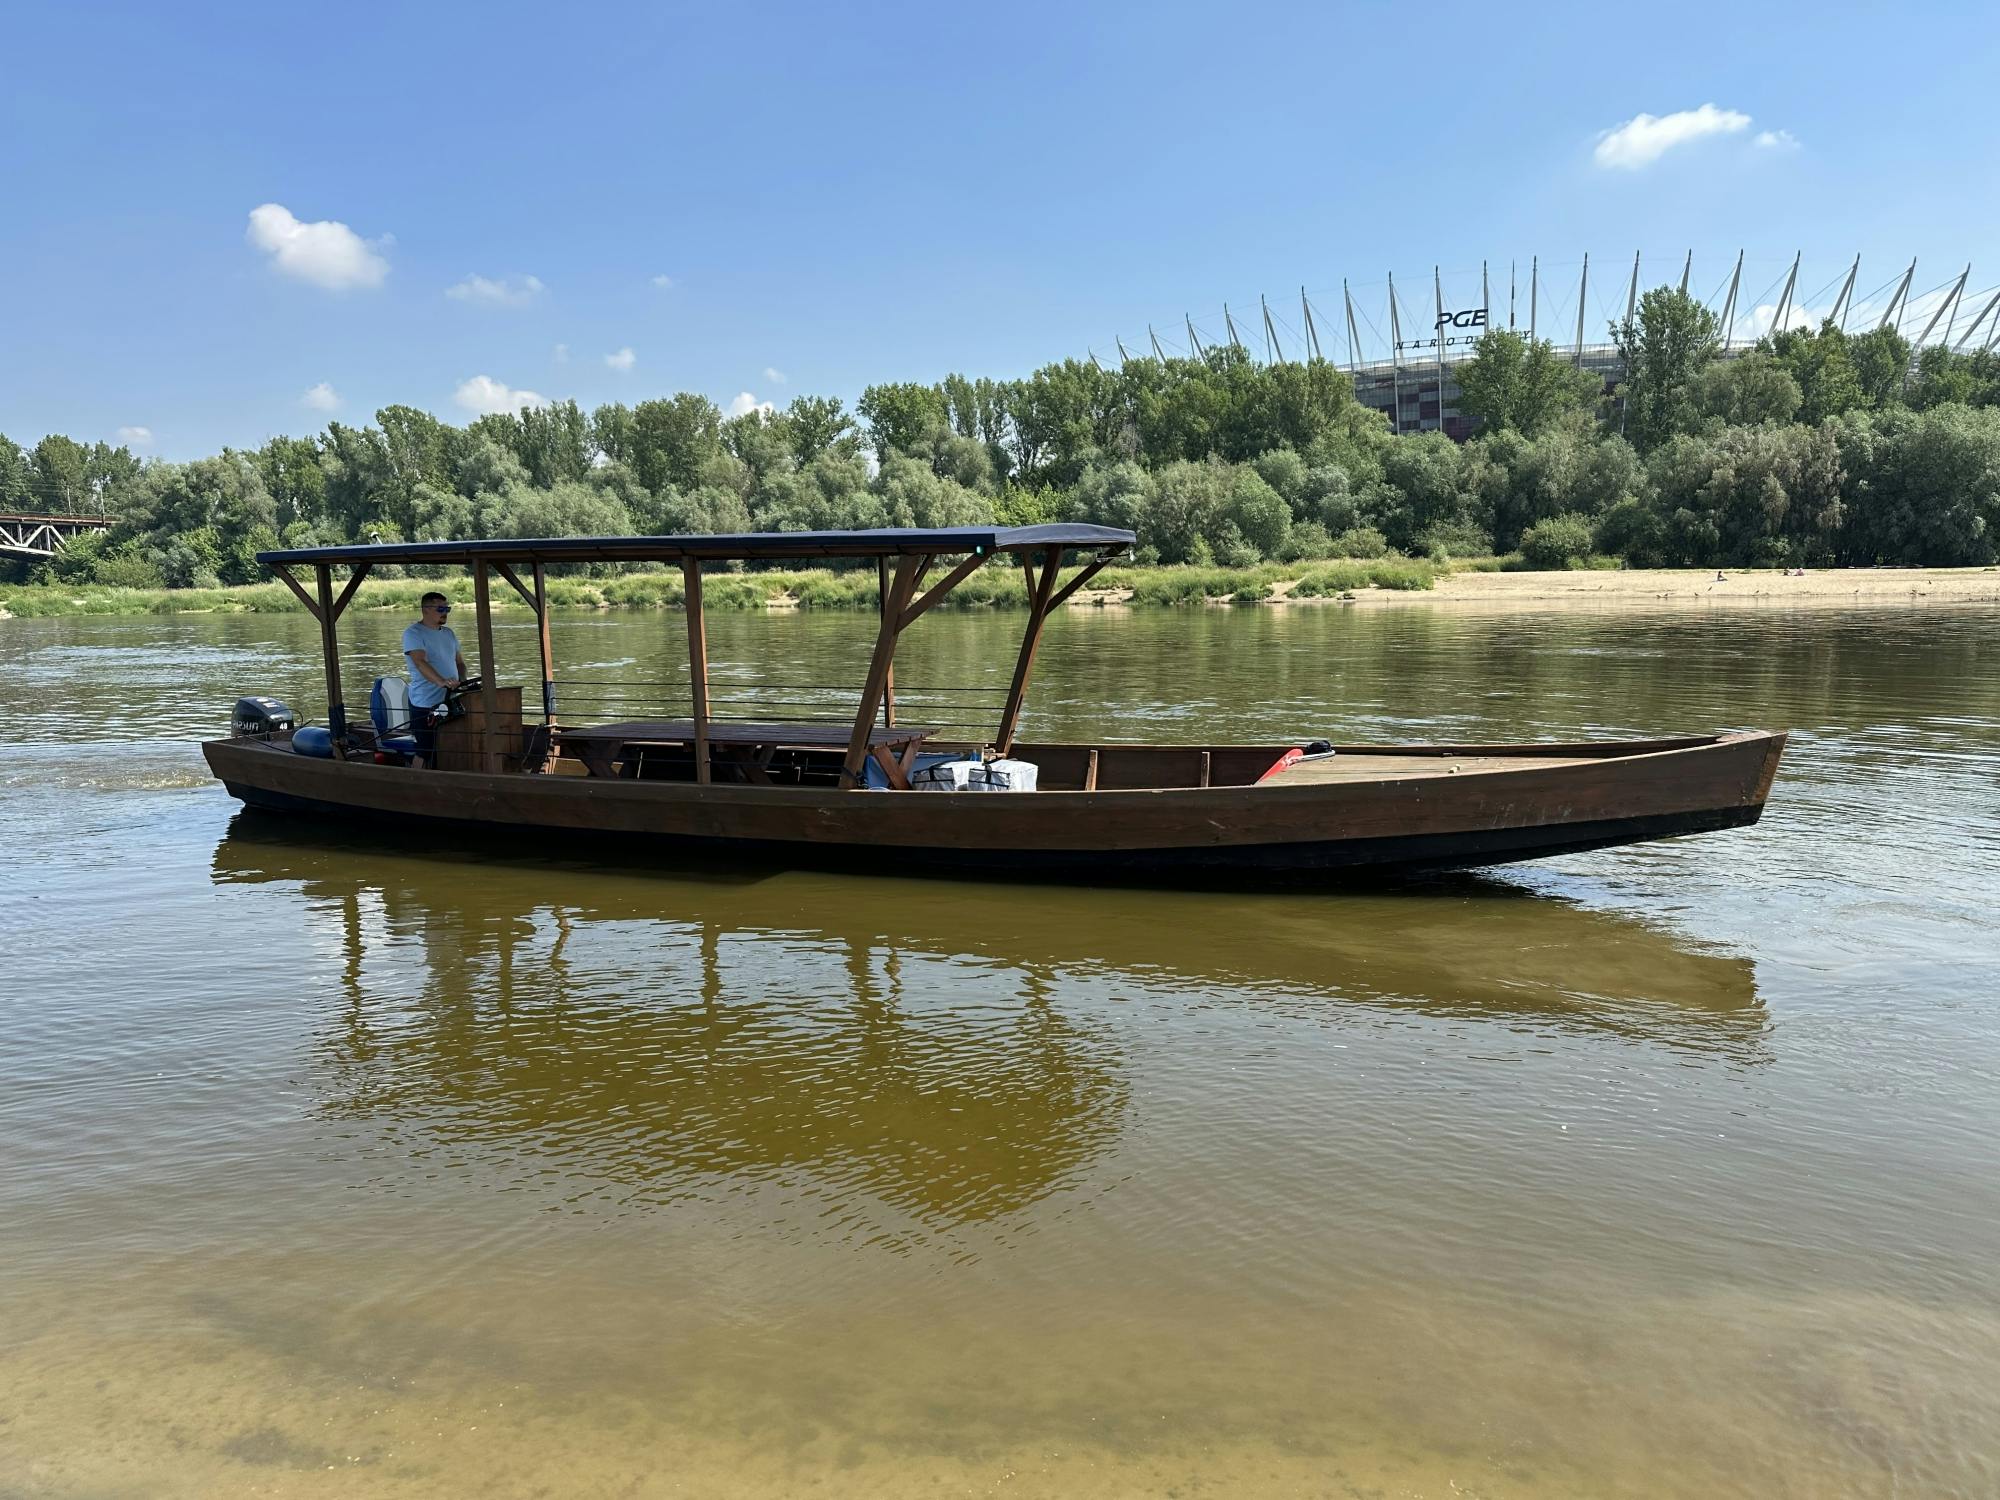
[1267,752,1605,785]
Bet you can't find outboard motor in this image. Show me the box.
[232,696,296,738]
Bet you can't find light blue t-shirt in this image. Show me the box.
[401,622,462,708]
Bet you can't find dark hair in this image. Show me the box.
[421,592,448,607]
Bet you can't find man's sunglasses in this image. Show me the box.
[427,603,452,615]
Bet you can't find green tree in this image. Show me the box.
[782,395,859,469]
[514,400,593,488]
[1519,513,1595,569]
[254,435,328,529]
[628,394,723,496]
[1454,329,1601,436]
[1614,287,1720,452]
[1848,327,1912,411]
[0,434,34,508]
[1835,404,2000,565]
[1768,321,1866,424]
[1219,467,1292,559]
[856,381,950,463]
[1003,360,1122,484]
[1693,352,1803,427]
[31,435,91,511]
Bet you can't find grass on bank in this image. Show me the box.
[0,558,1439,619]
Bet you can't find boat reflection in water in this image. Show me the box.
[212,815,1764,1234]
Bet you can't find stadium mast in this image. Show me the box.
[1626,251,1641,327]
[1719,251,1745,351]
[1830,255,1860,330]
[1185,315,1206,359]
[1680,251,1692,295]
[1261,295,1284,363]
[1301,287,1322,361]
[1573,253,1589,365]
[1529,256,1539,341]
[1880,260,1916,334]
[1387,273,1405,434]
[1906,265,1969,388]
[1955,285,2000,352]
[1434,266,1447,427]
[1771,253,1801,338]
[1342,280,1362,370]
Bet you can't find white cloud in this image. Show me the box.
[1593,104,1752,170]
[301,382,341,412]
[553,343,570,364]
[724,391,775,419]
[1739,301,1817,341]
[454,375,549,415]
[116,425,153,447]
[1755,129,1800,151]
[650,274,674,289]
[245,203,390,290]
[446,272,545,307]
[604,346,637,371]
[764,366,787,384]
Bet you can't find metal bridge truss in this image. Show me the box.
[0,512,113,560]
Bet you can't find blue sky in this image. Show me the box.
[5,0,1998,460]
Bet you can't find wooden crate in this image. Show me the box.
[434,686,524,773]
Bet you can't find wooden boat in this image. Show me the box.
[201,525,1786,881]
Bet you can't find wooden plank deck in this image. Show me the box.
[1266,752,1606,785]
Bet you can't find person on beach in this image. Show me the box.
[402,592,467,769]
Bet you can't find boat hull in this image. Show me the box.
[202,731,1785,883]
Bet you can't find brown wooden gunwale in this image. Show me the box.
[204,731,1784,855]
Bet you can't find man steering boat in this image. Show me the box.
[401,592,468,769]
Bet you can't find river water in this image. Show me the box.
[2,600,1997,1498]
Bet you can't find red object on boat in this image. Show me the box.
[1258,748,1304,783]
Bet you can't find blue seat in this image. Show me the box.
[370,677,422,758]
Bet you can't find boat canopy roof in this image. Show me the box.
[258,523,1135,569]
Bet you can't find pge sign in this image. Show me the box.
[1435,307,1489,331]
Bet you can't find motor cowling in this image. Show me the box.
[233,695,297,737]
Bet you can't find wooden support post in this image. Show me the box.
[996,550,1063,755]
[842,555,923,788]
[314,565,347,759]
[471,561,502,775]
[1083,748,1099,791]
[328,561,374,620]
[272,564,321,619]
[1199,750,1212,788]
[877,555,895,728]
[897,552,988,631]
[532,562,556,771]
[683,559,710,784]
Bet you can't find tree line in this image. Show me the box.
[7,284,2000,590]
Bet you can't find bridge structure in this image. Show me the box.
[0,511,114,561]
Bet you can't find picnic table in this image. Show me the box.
[558,720,938,788]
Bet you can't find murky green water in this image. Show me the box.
[3,601,1998,1498]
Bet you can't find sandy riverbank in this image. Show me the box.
[1393,565,2000,608]
[1065,564,2000,611]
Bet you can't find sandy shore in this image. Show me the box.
[1394,564,2000,608]
[1066,565,2000,611]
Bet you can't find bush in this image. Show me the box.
[1329,525,1390,558]
[1290,559,1436,595]
[1519,513,1596,570]
[1278,521,1336,561]
[1414,520,1494,559]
